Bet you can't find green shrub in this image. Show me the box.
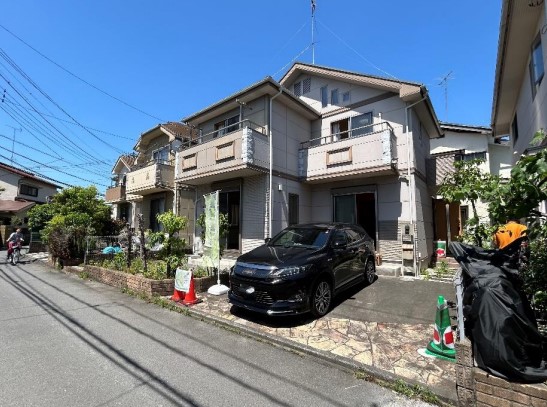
[142,261,167,280]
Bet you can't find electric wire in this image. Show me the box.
[0,49,124,157]
[0,23,166,123]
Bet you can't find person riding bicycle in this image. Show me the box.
[7,228,24,260]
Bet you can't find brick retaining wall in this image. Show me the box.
[455,339,547,406]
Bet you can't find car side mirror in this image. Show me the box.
[264,237,271,244]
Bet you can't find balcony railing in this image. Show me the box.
[105,185,126,203]
[179,119,266,149]
[175,124,269,184]
[126,161,174,195]
[298,121,397,181]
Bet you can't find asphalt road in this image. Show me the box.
[0,254,435,407]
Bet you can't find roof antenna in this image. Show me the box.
[437,71,454,118]
[6,125,21,165]
[311,0,316,64]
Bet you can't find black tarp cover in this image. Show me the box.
[450,241,547,383]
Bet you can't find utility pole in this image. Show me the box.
[6,125,21,165]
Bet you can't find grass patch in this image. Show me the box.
[78,271,90,280]
[354,373,442,406]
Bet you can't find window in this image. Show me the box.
[20,184,38,197]
[302,78,311,94]
[288,193,299,225]
[511,115,519,143]
[529,34,544,97]
[320,86,328,107]
[331,89,339,105]
[152,147,169,163]
[331,118,350,141]
[214,115,239,138]
[455,151,487,162]
[351,112,373,137]
[342,91,350,103]
[293,81,302,97]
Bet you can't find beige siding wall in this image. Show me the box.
[241,175,268,252]
[271,102,311,177]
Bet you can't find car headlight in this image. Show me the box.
[271,264,312,278]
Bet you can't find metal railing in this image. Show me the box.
[300,121,394,149]
[179,119,266,149]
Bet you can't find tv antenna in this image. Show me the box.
[311,0,317,64]
[6,125,21,165]
[437,71,454,117]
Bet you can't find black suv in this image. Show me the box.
[228,223,376,317]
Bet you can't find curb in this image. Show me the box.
[177,302,457,406]
[38,257,457,406]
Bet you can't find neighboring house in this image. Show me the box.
[492,0,546,160]
[175,62,444,274]
[429,123,512,245]
[0,162,60,246]
[105,154,136,224]
[106,122,196,235]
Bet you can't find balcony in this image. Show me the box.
[175,120,269,185]
[298,121,397,183]
[126,161,174,195]
[105,185,126,203]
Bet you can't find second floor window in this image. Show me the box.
[321,86,328,108]
[331,89,339,105]
[152,147,169,163]
[20,184,38,197]
[529,33,544,98]
[214,115,239,138]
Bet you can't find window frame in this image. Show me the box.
[20,183,38,197]
[288,193,299,226]
[529,33,545,98]
[320,86,328,108]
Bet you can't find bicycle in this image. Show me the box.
[7,242,23,265]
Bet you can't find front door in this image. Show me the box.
[333,192,377,248]
[219,190,240,251]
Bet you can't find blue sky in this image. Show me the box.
[0,1,501,194]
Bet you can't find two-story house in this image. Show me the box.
[429,123,512,247]
[107,122,197,233]
[175,63,443,275]
[0,161,60,245]
[492,0,546,160]
[105,154,136,224]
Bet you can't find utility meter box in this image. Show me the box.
[401,224,414,260]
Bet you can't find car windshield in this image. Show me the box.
[270,227,330,249]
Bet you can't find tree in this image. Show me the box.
[148,211,188,278]
[28,186,118,259]
[438,158,499,246]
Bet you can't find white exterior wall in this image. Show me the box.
[511,8,546,159]
[0,170,57,203]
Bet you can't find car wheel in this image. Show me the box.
[310,279,332,317]
[364,259,376,285]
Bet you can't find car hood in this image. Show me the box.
[236,244,324,268]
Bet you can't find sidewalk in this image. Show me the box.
[28,251,458,404]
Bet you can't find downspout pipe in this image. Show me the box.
[269,87,283,238]
[404,94,427,277]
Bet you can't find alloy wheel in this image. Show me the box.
[312,280,332,317]
[365,260,376,285]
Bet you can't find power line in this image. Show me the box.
[0,150,109,187]
[0,23,166,123]
[2,99,135,140]
[0,49,125,157]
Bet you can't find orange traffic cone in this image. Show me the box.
[171,287,185,302]
[182,274,201,305]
